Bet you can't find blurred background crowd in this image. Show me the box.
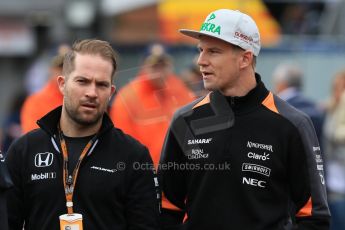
[1,0,345,229]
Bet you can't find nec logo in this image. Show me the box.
[242,177,266,188]
[34,152,54,167]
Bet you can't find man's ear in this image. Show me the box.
[57,75,66,95]
[239,51,253,69]
[110,85,116,99]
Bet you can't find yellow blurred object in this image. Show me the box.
[158,0,281,47]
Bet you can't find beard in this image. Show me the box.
[64,98,103,127]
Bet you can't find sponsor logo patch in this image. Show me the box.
[247,151,270,161]
[34,152,54,167]
[31,172,56,181]
[187,149,209,159]
[242,163,271,177]
[234,31,254,43]
[319,173,325,185]
[242,177,266,188]
[315,154,324,172]
[187,138,212,145]
[313,146,321,151]
[247,141,273,152]
[90,166,117,173]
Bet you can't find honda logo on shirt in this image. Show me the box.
[34,152,54,167]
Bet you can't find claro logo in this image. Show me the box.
[247,152,270,161]
[34,152,54,167]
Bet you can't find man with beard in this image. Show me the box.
[6,39,159,230]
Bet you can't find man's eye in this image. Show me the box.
[98,83,109,88]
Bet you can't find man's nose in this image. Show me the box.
[197,52,208,67]
[85,84,98,98]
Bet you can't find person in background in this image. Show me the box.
[0,150,13,230]
[20,45,70,133]
[159,9,330,230]
[1,91,26,152]
[323,70,345,230]
[6,39,159,230]
[272,63,324,142]
[181,55,208,97]
[109,43,195,167]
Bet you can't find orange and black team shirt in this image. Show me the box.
[159,74,330,230]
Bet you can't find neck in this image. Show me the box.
[221,71,257,97]
[59,108,101,137]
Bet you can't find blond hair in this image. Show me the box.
[63,39,117,82]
